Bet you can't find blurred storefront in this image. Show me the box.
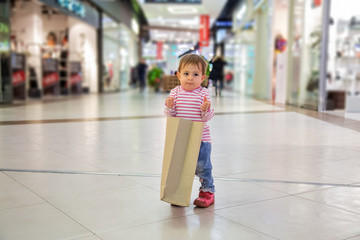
[230,0,337,112]
[0,0,11,103]
[91,1,147,93]
[326,0,360,112]
[9,0,100,101]
[232,24,255,95]
[1,0,145,104]
[231,0,286,98]
[102,14,138,92]
[286,0,326,110]
[231,0,261,96]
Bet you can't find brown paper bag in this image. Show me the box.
[160,117,204,207]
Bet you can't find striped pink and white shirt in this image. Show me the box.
[164,86,214,142]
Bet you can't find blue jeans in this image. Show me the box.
[195,142,215,193]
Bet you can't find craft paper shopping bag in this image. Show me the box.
[160,117,204,206]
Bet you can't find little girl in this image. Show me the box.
[164,54,215,208]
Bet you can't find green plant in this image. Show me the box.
[147,66,163,91]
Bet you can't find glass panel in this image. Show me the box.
[288,0,304,105]
[299,0,323,109]
[119,24,130,90]
[327,0,360,111]
[0,0,11,103]
[102,13,120,92]
[233,31,255,95]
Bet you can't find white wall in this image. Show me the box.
[272,0,289,40]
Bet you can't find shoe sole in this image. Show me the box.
[193,199,214,208]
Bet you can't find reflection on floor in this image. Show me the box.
[325,109,360,122]
[1,89,360,240]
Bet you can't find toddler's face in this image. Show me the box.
[177,63,205,91]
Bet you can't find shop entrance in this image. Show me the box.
[0,0,11,104]
[10,0,98,100]
[327,0,360,112]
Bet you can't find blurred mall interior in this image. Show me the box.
[0,0,359,114]
[1,0,360,239]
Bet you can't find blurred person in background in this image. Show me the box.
[209,55,227,97]
[137,58,148,92]
[130,66,138,88]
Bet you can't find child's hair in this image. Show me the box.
[177,54,208,75]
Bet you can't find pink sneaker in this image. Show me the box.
[193,191,214,208]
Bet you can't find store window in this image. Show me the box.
[119,24,131,90]
[0,0,11,103]
[288,0,305,106]
[102,15,134,92]
[299,0,323,109]
[9,0,98,100]
[327,0,360,111]
[287,0,322,110]
[102,14,120,92]
[233,31,255,95]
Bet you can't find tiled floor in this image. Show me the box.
[1,89,360,240]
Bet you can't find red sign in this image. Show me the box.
[313,0,321,7]
[156,41,163,60]
[199,15,210,47]
[12,70,26,86]
[70,74,82,85]
[43,72,59,87]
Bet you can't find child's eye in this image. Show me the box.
[184,73,189,76]
[194,73,199,77]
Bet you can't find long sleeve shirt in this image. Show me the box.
[164,86,214,142]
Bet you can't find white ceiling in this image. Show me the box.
[136,0,228,44]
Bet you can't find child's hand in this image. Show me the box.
[166,97,175,108]
[201,96,210,112]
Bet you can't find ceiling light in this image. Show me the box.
[179,19,197,26]
[167,6,198,14]
[236,5,247,20]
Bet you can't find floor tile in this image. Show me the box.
[0,172,44,210]
[98,212,276,240]
[209,179,287,210]
[0,148,103,171]
[71,236,103,240]
[51,186,205,234]
[227,167,350,194]
[1,90,360,239]
[297,186,360,215]
[0,203,91,240]
[214,196,360,240]
[291,159,360,182]
[7,172,142,202]
[346,235,360,240]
